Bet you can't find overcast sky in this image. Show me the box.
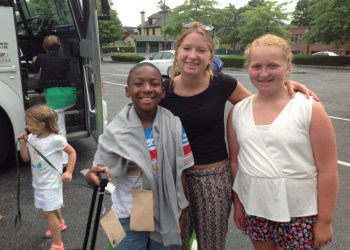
[113,0,297,27]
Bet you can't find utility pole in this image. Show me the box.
[163,0,167,50]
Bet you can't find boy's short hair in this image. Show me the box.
[127,62,163,86]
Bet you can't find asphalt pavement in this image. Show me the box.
[1,62,349,250]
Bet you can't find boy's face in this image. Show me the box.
[125,65,165,116]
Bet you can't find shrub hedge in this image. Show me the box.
[102,46,135,53]
[293,55,350,66]
[110,53,145,63]
[105,52,350,68]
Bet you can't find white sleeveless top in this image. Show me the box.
[232,93,317,222]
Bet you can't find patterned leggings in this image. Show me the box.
[182,162,232,250]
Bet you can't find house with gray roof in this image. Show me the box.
[123,11,174,53]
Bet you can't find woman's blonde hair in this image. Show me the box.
[244,34,293,72]
[43,35,62,53]
[25,104,59,134]
[170,21,214,79]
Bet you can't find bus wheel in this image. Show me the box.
[0,111,15,171]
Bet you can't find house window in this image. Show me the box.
[290,34,302,44]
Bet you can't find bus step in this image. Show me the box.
[67,130,89,140]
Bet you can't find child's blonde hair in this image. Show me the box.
[43,35,62,53]
[244,34,293,71]
[25,104,59,134]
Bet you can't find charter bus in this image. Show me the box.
[0,0,109,169]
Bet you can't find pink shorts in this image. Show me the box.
[243,213,319,249]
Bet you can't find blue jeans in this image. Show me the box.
[114,217,181,250]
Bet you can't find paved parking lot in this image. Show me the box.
[1,63,349,249]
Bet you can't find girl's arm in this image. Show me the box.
[227,81,252,105]
[226,108,245,230]
[61,143,77,182]
[310,101,338,248]
[179,171,187,237]
[30,55,41,73]
[17,133,30,162]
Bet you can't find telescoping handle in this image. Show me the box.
[83,167,109,250]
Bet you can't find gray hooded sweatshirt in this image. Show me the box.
[94,103,190,246]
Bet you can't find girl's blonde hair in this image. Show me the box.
[244,34,293,71]
[43,35,62,53]
[170,21,214,79]
[25,104,59,134]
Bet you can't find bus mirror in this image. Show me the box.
[101,0,110,16]
[98,0,111,20]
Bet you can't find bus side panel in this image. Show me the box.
[0,5,26,167]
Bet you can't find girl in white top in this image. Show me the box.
[18,104,76,250]
[227,34,338,250]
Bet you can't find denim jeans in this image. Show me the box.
[114,217,181,250]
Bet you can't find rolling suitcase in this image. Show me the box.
[82,171,108,250]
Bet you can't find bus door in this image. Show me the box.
[0,0,25,167]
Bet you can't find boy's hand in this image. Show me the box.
[62,171,73,182]
[85,165,110,186]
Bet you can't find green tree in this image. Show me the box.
[238,0,290,49]
[98,1,124,45]
[307,0,350,44]
[157,0,171,14]
[247,0,266,8]
[163,0,218,39]
[213,4,240,49]
[290,0,313,27]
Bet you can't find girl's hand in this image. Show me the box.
[285,80,320,102]
[179,209,187,238]
[18,133,28,142]
[233,203,245,231]
[313,220,333,248]
[62,171,72,182]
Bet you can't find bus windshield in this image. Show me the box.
[15,0,75,32]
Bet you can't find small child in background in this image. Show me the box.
[31,35,77,166]
[228,34,338,250]
[18,104,76,250]
[86,62,194,249]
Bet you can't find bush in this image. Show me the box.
[101,46,135,53]
[102,46,118,53]
[293,55,350,66]
[218,55,246,68]
[110,54,145,63]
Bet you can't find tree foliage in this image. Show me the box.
[157,0,171,14]
[97,1,124,45]
[290,0,313,27]
[307,0,350,44]
[213,5,240,48]
[238,1,290,49]
[163,0,218,39]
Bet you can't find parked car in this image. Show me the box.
[312,51,338,56]
[141,50,175,77]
